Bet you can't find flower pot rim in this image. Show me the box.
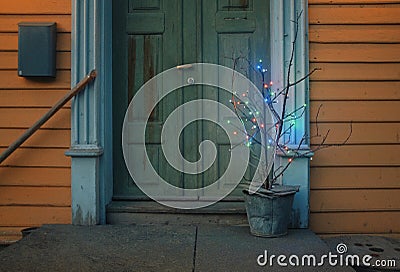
[242,184,299,198]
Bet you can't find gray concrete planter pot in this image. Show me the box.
[243,185,299,237]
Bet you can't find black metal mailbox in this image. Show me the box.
[18,22,57,77]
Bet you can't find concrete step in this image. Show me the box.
[106,201,248,226]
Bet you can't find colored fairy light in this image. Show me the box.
[260,124,264,128]
[303,103,307,107]
[288,158,293,163]
[256,111,260,115]
[245,101,249,105]
[256,65,261,70]
[259,59,262,63]
[242,93,246,97]
[237,101,240,105]
[270,81,273,85]
[227,120,231,124]
[252,118,256,122]
[262,69,267,73]
[249,111,253,115]
[233,131,237,135]
[263,83,268,89]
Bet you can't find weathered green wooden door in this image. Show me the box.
[113,0,269,200]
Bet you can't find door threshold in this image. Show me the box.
[106,201,248,226]
[107,200,246,214]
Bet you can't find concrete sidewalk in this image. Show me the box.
[0,224,360,271]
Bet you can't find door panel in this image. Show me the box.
[202,0,269,197]
[114,0,183,198]
[113,0,269,200]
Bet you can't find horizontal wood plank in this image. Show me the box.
[0,15,71,32]
[0,108,70,128]
[310,43,400,63]
[310,145,400,167]
[0,235,21,244]
[309,0,400,4]
[0,70,70,89]
[0,167,70,187]
[309,25,400,43]
[309,123,400,144]
[310,211,400,234]
[311,167,400,189]
[0,0,71,15]
[310,189,400,212]
[310,81,400,101]
[0,147,70,167]
[310,101,400,122]
[309,5,400,25]
[0,52,71,70]
[0,33,71,51]
[0,226,27,236]
[0,186,70,206]
[0,90,71,107]
[310,63,400,81]
[0,128,70,148]
[0,206,71,227]
[0,226,26,242]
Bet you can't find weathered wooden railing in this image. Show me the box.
[0,70,97,164]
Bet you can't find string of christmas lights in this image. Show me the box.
[228,58,308,167]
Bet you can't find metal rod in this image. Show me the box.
[0,70,97,165]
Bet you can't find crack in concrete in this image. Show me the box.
[192,226,198,272]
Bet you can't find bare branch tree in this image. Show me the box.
[227,11,352,191]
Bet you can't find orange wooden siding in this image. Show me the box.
[1,0,400,243]
[0,0,71,244]
[309,1,400,235]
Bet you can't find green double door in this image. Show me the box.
[113,0,269,200]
